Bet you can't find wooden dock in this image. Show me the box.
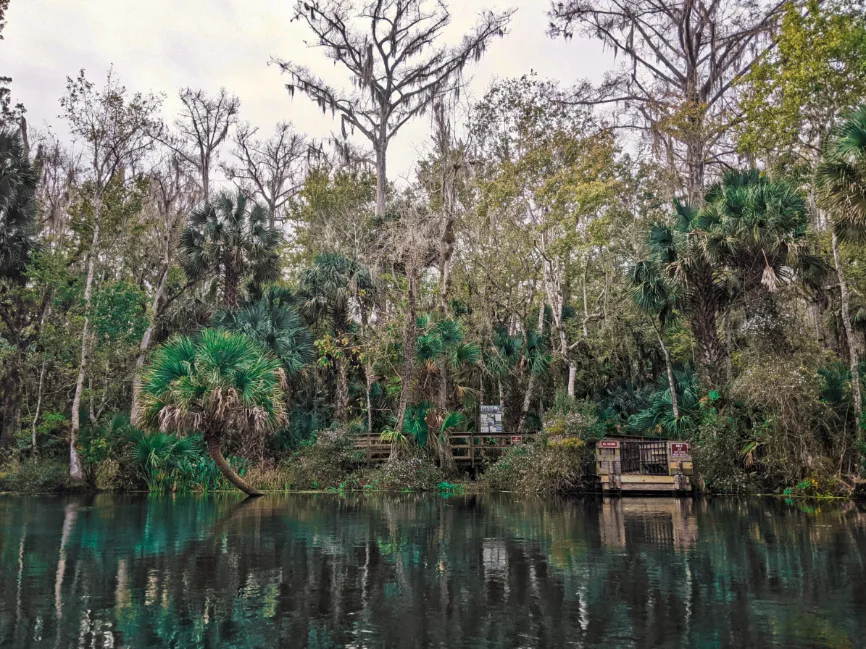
[353,432,526,467]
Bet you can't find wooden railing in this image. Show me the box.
[353,432,527,467]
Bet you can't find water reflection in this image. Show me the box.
[1,494,865,648]
[599,498,698,549]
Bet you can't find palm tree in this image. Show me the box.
[297,253,373,423]
[180,191,281,308]
[413,316,480,466]
[141,329,287,496]
[636,200,729,388]
[636,170,823,389]
[213,286,314,379]
[699,169,824,325]
[817,105,866,421]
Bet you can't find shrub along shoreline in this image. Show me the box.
[2,422,860,499]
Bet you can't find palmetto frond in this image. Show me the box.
[213,290,314,378]
[630,260,678,323]
[448,342,481,370]
[416,331,443,362]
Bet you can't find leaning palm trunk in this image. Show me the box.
[205,433,263,497]
[655,327,680,420]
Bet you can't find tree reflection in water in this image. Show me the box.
[1,494,865,648]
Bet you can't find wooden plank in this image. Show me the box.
[619,475,675,484]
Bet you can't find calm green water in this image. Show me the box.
[1,494,865,648]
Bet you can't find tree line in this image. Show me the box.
[2,0,866,495]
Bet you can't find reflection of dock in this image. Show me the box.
[600,498,697,549]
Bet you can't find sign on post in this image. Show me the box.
[670,442,690,458]
[479,405,503,433]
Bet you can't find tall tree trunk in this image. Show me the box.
[201,162,210,202]
[365,364,374,434]
[375,142,387,217]
[392,271,417,459]
[268,200,277,230]
[32,356,47,452]
[361,306,375,434]
[70,196,102,481]
[540,241,575,400]
[206,433,263,496]
[832,233,862,421]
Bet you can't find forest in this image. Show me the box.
[2,0,866,497]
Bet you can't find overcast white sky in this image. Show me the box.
[1,0,612,180]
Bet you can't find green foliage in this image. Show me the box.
[402,401,431,446]
[690,406,753,494]
[124,428,200,493]
[628,370,701,437]
[738,0,866,170]
[213,285,313,377]
[92,280,148,346]
[280,428,361,490]
[0,127,37,281]
[542,393,603,440]
[480,435,595,494]
[0,458,81,494]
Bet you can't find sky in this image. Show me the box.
[1,0,613,182]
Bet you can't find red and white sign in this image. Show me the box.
[510,436,523,444]
[598,440,619,449]
[670,442,690,458]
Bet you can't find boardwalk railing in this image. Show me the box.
[353,432,526,467]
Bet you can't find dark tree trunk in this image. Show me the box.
[206,433,263,497]
[392,270,418,460]
[223,259,239,309]
[360,304,374,434]
[690,297,726,390]
[0,355,23,451]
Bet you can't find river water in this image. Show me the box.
[1,494,865,648]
